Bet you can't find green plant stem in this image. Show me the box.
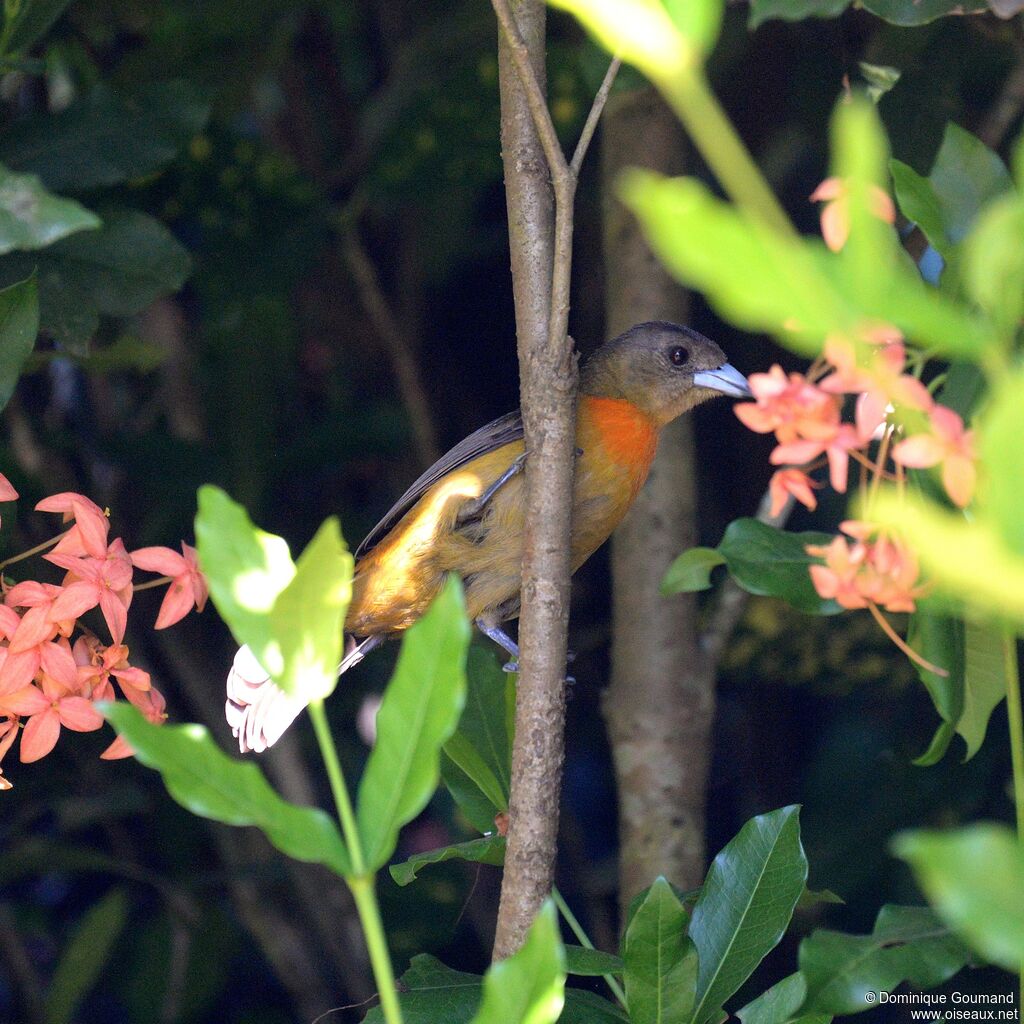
[552,886,626,1005]
[308,700,404,1024]
[663,68,795,239]
[1003,629,1024,1005]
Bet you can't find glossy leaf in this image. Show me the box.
[661,547,725,594]
[104,703,350,875]
[266,517,352,700]
[357,577,470,870]
[546,0,689,81]
[0,207,191,352]
[45,886,129,1024]
[471,901,566,1024]
[442,645,514,814]
[800,905,971,1014]
[0,273,38,412]
[441,750,503,834]
[892,124,1011,255]
[957,620,1006,760]
[564,945,625,977]
[748,0,848,28]
[718,519,840,615]
[389,834,506,886]
[0,164,99,255]
[907,599,963,765]
[623,877,697,1024]
[861,0,986,21]
[0,81,209,192]
[736,972,807,1024]
[893,824,1024,970]
[689,806,808,1024]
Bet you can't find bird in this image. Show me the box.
[225,321,750,753]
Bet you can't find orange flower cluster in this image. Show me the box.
[805,521,926,614]
[0,485,208,789]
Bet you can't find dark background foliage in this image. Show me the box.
[0,2,1019,1021]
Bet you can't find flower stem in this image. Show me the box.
[133,576,172,593]
[552,886,626,1005]
[308,700,403,1024]
[0,530,67,571]
[867,602,947,676]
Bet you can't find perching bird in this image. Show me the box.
[226,321,750,752]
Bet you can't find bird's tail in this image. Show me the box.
[225,633,382,754]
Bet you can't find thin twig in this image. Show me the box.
[341,224,441,468]
[569,59,622,178]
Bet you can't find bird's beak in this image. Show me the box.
[693,362,752,399]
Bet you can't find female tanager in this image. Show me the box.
[226,321,750,752]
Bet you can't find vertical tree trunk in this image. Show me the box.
[601,86,715,911]
[492,0,578,960]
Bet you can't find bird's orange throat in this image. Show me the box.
[579,395,659,477]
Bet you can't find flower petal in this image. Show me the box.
[154,577,197,629]
[57,696,103,732]
[130,545,187,576]
[891,434,944,468]
[0,472,18,502]
[20,710,60,762]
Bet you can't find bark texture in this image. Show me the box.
[492,0,578,960]
[601,86,715,910]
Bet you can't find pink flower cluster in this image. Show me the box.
[0,484,208,789]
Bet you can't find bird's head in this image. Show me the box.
[580,321,751,426]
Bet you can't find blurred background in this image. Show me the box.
[0,1,1019,1021]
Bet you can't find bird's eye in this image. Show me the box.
[669,346,689,367]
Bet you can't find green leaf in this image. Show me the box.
[661,547,726,594]
[0,207,191,353]
[1,0,72,55]
[103,703,350,875]
[892,824,1024,971]
[389,834,506,886]
[363,956,627,1024]
[564,945,625,977]
[907,600,963,766]
[623,877,697,1024]
[546,0,689,81]
[0,81,209,192]
[892,124,1011,254]
[736,972,807,1024]
[0,273,37,412]
[689,806,808,1024]
[194,484,296,663]
[0,163,99,255]
[718,520,840,615]
[441,750,503,834]
[442,645,514,814]
[861,0,987,26]
[357,577,470,870]
[956,620,1006,760]
[800,905,971,1015]
[266,518,352,700]
[471,900,566,1024]
[45,886,129,1024]
[858,62,901,103]
[748,0,849,29]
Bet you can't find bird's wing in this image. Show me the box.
[354,409,524,560]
